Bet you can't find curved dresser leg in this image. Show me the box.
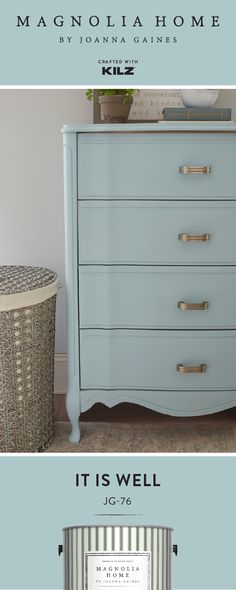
[66,379,81,443]
[69,422,81,444]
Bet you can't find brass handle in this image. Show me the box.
[178,233,210,242]
[177,301,209,311]
[179,165,211,175]
[176,363,207,374]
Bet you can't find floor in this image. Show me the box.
[49,396,236,453]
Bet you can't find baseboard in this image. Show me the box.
[54,353,67,394]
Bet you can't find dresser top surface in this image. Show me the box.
[62,122,236,133]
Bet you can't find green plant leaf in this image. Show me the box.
[86,89,139,101]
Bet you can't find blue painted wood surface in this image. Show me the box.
[77,133,236,198]
[63,123,236,133]
[80,330,236,390]
[79,266,236,329]
[80,390,236,417]
[63,131,81,442]
[78,201,236,265]
[62,123,236,441]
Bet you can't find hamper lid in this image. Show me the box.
[0,266,57,295]
[0,266,60,311]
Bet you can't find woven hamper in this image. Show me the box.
[0,266,60,452]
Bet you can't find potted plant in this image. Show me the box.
[86,89,139,123]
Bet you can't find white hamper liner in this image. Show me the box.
[59,525,178,590]
[0,266,60,452]
[0,278,60,311]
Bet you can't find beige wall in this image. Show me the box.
[215,90,236,113]
[0,89,92,352]
[0,88,235,352]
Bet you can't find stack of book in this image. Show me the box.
[162,107,232,123]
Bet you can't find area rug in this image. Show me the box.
[47,421,236,453]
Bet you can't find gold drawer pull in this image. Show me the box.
[176,363,207,374]
[179,165,211,175]
[178,233,210,242]
[177,301,209,311]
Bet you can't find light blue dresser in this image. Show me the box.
[63,123,236,442]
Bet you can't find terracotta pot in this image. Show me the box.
[99,95,133,123]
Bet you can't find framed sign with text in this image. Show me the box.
[130,90,182,120]
[93,89,183,122]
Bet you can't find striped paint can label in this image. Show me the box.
[62,526,173,590]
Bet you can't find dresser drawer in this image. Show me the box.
[77,133,236,199]
[79,201,236,265]
[79,267,236,329]
[80,330,236,390]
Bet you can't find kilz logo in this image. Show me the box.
[102,66,135,75]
